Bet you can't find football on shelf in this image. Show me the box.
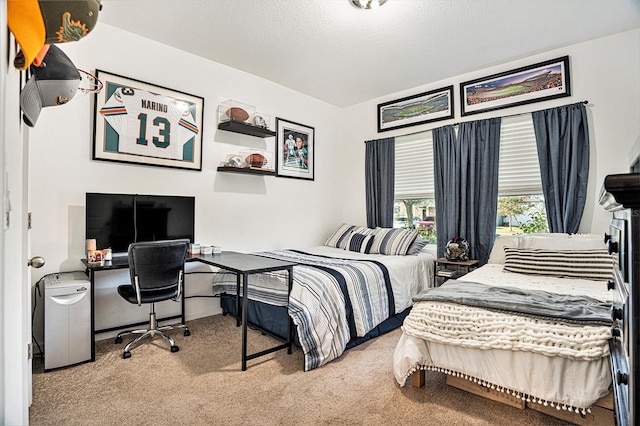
[246,153,267,168]
[225,107,250,122]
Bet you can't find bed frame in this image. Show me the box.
[411,370,614,425]
[220,294,411,351]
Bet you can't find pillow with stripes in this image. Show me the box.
[324,223,375,250]
[503,248,613,281]
[369,227,419,256]
[346,232,374,253]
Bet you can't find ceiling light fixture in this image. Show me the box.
[351,0,388,10]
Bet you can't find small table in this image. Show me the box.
[434,257,479,286]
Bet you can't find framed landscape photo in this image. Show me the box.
[460,56,571,116]
[377,86,454,132]
[93,70,204,171]
[275,118,315,180]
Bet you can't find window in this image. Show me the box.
[393,114,548,244]
[394,132,436,243]
[496,115,547,235]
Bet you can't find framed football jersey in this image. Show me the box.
[93,70,204,171]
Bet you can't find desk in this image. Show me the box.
[83,251,296,371]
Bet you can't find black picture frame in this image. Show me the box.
[377,86,454,133]
[93,70,204,171]
[460,56,571,116]
[275,118,315,180]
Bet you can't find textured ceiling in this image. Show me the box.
[99,0,640,107]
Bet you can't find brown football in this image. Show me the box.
[246,153,267,168]
[225,107,249,122]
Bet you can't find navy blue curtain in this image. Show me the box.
[532,102,590,233]
[365,137,395,228]
[433,125,458,259]
[433,118,501,264]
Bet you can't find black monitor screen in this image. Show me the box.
[86,193,195,254]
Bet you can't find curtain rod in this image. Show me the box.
[392,100,589,139]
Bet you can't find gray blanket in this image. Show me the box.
[413,281,613,326]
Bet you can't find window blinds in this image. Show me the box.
[394,132,434,199]
[394,113,542,200]
[498,114,543,195]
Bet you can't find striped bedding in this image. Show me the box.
[212,249,396,370]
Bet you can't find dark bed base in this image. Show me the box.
[220,294,410,351]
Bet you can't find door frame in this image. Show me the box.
[1,4,33,423]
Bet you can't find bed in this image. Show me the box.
[393,233,616,422]
[212,224,434,371]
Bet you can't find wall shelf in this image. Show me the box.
[216,166,276,176]
[218,120,276,138]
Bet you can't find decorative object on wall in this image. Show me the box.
[220,149,274,171]
[350,0,388,9]
[377,86,454,133]
[275,118,315,180]
[460,56,571,116]
[77,69,104,96]
[217,99,272,130]
[93,70,204,171]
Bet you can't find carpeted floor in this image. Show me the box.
[30,314,572,425]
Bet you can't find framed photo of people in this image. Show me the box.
[93,70,204,171]
[275,117,315,180]
[460,56,571,116]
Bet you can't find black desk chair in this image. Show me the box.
[114,239,191,359]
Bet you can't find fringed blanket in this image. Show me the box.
[212,249,394,370]
[404,281,612,360]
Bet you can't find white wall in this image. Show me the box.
[28,24,345,339]
[341,28,640,235]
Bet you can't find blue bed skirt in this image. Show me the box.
[220,294,410,350]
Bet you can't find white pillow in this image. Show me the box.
[523,234,605,250]
[487,235,520,264]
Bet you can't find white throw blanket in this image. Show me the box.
[403,301,611,360]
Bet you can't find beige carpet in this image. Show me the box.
[30,314,571,425]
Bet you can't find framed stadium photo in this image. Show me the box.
[93,70,204,171]
[275,117,315,180]
[377,86,454,133]
[460,56,571,116]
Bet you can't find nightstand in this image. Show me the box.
[434,257,479,286]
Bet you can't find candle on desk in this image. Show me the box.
[86,239,96,259]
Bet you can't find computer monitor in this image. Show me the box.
[86,193,195,255]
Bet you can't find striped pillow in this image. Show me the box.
[346,232,374,253]
[369,228,419,256]
[324,224,375,250]
[503,248,613,281]
[325,223,356,248]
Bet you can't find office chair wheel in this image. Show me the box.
[184,329,191,337]
[171,345,180,353]
[115,336,122,344]
[123,351,131,359]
